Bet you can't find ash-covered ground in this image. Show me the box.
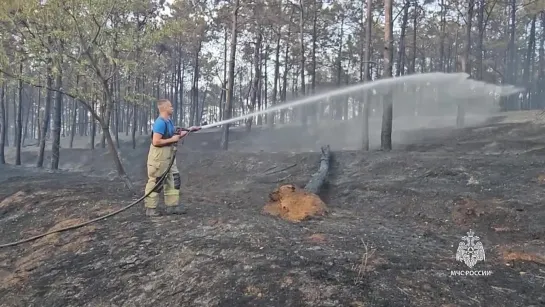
[0,111,544,307]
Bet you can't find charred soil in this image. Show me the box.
[1,113,544,307]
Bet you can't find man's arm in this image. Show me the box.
[175,126,201,138]
[152,133,180,146]
[151,120,180,146]
[177,126,201,133]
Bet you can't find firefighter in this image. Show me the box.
[144,98,200,216]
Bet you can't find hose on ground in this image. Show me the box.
[0,137,185,248]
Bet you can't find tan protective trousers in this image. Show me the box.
[144,144,180,209]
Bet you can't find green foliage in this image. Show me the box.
[0,0,543,128]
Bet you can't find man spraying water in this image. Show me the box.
[145,98,200,216]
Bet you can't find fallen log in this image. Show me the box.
[262,145,331,223]
[304,145,331,194]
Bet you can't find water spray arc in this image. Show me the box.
[198,72,524,131]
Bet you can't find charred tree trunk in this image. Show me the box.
[304,145,331,194]
[263,145,330,223]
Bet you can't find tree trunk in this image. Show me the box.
[410,3,417,74]
[538,13,545,108]
[22,87,32,146]
[15,63,23,165]
[114,73,120,149]
[268,28,281,128]
[334,13,345,120]
[280,15,293,124]
[299,0,307,126]
[69,98,77,148]
[90,100,96,149]
[191,43,202,126]
[310,0,318,123]
[37,64,53,168]
[51,70,63,170]
[0,78,5,164]
[179,63,185,125]
[381,0,393,151]
[245,30,262,132]
[362,0,372,151]
[220,29,227,121]
[36,84,42,143]
[507,0,517,110]
[132,76,139,149]
[476,0,485,80]
[397,0,409,76]
[439,0,446,71]
[464,0,474,77]
[220,0,240,150]
[69,77,80,148]
[457,0,474,128]
[304,145,331,194]
[261,49,267,125]
[522,15,536,109]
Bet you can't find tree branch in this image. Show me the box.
[0,68,103,125]
[483,0,498,27]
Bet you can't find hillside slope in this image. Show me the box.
[1,112,544,307]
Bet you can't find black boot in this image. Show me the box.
[146,208,160,217]
[164,204,187,215]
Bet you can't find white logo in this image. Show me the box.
[449,229,492,277]
[455,229,485,268]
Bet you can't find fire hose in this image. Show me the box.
[0,128,197,248]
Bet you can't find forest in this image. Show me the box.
[2,2,545,306]
[0,0,543,173]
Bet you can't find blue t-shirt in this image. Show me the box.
[152,117,175,139]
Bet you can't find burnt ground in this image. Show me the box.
[1,111,545,307]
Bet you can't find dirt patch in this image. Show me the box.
[1,217,98,291]
[307,233,327,244]
[500,241,545,265]
[262,184,328,222]
[451,197,508,226]
[0,191,28,208]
